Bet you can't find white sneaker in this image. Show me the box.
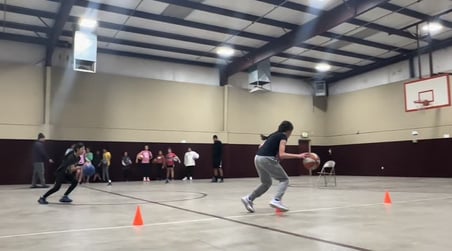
[269,199,289,212]
[182,177,187,181]
[189,177,193,180]
[143,177,146,182]
[241,196,255,213]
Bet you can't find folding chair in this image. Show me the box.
[317,160,336,187]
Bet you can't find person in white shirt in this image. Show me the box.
[183,147,199,181]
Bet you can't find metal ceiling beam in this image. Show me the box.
[0,21,49,33]
[257,0,419,41]
[222,0,390,83]
[327,36,452,83]
[66,0,376,61]
[321,31,410,54]
[380,2,452,29]
[45,0,76,66]
[153,0,295,29]
[7,23,315,75]
[0,3,356,71]
[0,31,311,79]
[0,32,48,45]
[154,0,397,63]
[346,18,417,40]
[0,3,56,19]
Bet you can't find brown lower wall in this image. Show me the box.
[324,138,452,177]
[2,138,451,185]
[1,140,306,185]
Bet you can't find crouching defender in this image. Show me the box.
[38,143,85,204]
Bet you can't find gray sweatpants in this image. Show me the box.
[248,155,289,201]
[31,162,46,186]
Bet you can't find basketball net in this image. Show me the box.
[413,100,432,110]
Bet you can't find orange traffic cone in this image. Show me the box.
[384,191,392,204]
[133,206,144,226]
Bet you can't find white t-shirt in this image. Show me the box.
[184,151,199,166]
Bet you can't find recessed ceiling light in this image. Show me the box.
[421,22,442,33]
[315,63,331,72]
[216,46,234,57]
[79,18,97,29]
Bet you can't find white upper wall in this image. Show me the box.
[329,45,452,95]
[1,39,450,97]
[52,48,220,86]
[0,40,45,65]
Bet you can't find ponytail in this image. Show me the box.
[260,120,294,141]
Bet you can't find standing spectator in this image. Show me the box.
[31,133,54,188]
[121,152,132,181]
[85,147,93,163]
[136,145,152,182]
[152,150,166,180]
[211,135,224,183]
[91,150,102,182]
[75,147,86,184]
[82,147,95,183]
[164,147,180,183]
[183,147,199,181]
[102,148,112,185]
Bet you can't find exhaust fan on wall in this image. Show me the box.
[248,59,271,93]
[249,84,270,93]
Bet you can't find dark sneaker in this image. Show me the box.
[41,185,50,188]
[241,196,255,213]
[38,197,48,204]
[30,185,38,189]
[59,195,73,203]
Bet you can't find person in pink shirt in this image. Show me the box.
[164,147,180,183]
[136,145,153,182]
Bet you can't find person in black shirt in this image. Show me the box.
[31,133,54,188]
[241,121,313,213]
[211,135,224,182]
[38,143,85,204]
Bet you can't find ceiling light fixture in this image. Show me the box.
[421,22,442,33]
[216,46,234,57]
[79,18,98,29]
[315,63,331,72]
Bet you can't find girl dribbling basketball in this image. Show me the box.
[241,120,313,213]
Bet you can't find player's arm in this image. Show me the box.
[278,140,307,160]
[68,164,82,173]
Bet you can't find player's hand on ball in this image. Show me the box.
[299,152,312,159]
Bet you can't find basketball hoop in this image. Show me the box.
[413,99,432,110]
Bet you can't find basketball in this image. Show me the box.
[303,153,320,170]
[83,164,96,177]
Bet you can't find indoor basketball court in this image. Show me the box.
[1,177,452,250]
[1,0,452,250]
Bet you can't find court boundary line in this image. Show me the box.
[84,186,372,251]
[2,191,451,250]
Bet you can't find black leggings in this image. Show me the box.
[43,171,78,198]
[141,163,151,178]
[186,165,194,178]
